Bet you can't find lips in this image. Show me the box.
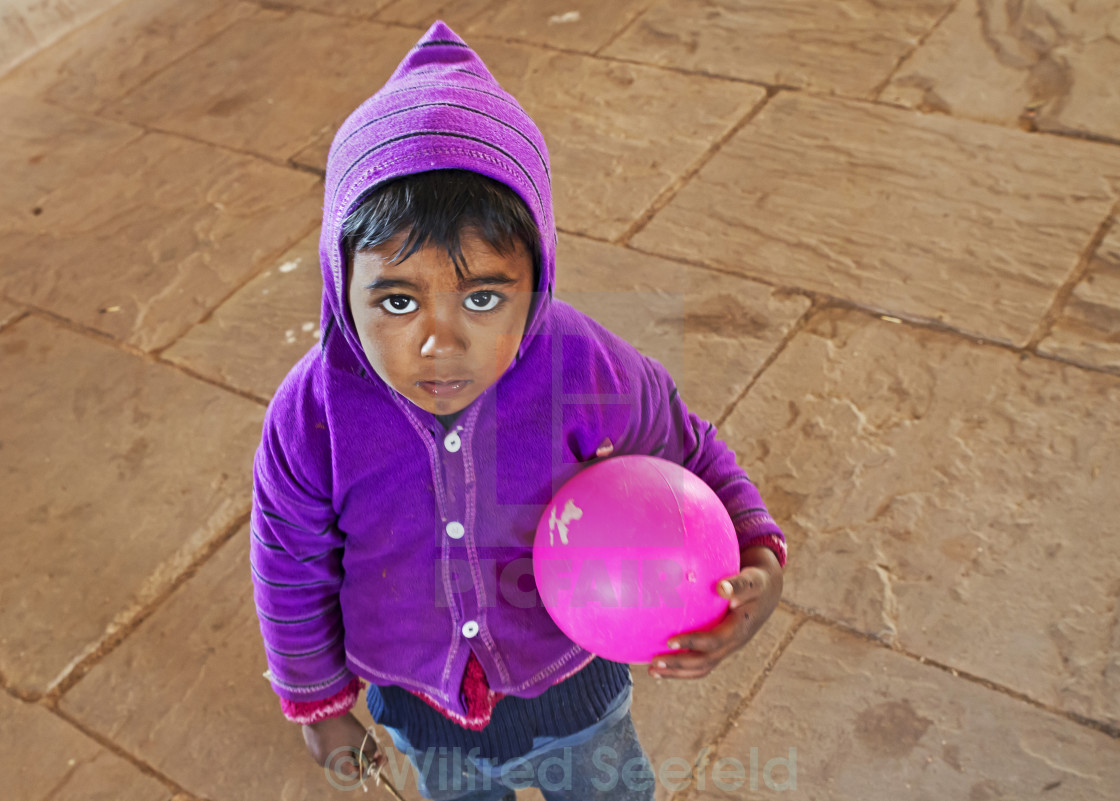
[416,379,473,397]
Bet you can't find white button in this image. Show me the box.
[446,521,465,539]
[444,430,461,453]
[461,620,479,639]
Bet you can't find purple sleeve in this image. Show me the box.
[628,357,787,567]
[250,377,355,704]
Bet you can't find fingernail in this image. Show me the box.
[652,672,662,680]
[655,660,667,668]
[718,580,733,597]
[667,641,679,650]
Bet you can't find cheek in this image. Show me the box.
[488,299,532,368]
[353,310,404,374]
[490,332,520,369]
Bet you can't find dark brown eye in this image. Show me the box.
[464,291,502,312]
[381,295,418,314]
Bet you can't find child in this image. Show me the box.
[251,21,786,801]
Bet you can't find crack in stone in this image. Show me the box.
[36,746,103,801]
[1016,734,1102,780]
[46,501,248,697]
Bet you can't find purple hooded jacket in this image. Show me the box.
[250,22,785,719]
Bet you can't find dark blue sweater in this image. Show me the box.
[366,657,631,762]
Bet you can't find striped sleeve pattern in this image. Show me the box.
[251,425,354,704]
[633,357,787,567]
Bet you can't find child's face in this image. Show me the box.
[348,231,536,415]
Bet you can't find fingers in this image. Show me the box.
[335,742,385,780]
[669,609,750,655]
[649,642,732,680]
[370,747,388,769]
[650,660,717,680]
[594,437,614,458]
[717,566,768,610]
[360,743,386,770]
[647,616,744,680]
[647,562,782,682]
[326,747,364,780]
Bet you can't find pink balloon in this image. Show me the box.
[533,455,740,664]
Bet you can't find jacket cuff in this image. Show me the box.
[741,532,788,569]
[280,677,363,724]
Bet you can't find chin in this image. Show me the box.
[430,398,468,415]
[410,392,473,416]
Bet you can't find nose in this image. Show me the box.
[419,311,468,358]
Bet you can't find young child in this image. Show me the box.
[251,21,786,801]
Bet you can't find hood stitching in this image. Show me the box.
[329,132,547,235]
[331,102,550,185]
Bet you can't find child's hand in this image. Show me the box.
[302,712,385,783]
[648,545,783,680]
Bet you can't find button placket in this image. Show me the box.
[442,426,466,542]
[439,419,483,642]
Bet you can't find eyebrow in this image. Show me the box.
[363,274,518,292]
[363,278,421,292]
[459,273,518,289]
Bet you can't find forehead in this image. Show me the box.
[351,233,533,284]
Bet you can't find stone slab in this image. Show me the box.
[290,129,332,173]
[882,0,1120,142]
[1038,221,1120,373]
[108,8,422,162]
[630,609,797,801]
[0,0,124,74]
[556,234,810,422]
[0,299,23,328]
[697,622,1120,800]
[0,107,321,352]
[632,93,1120,346]
[0,692,169,801]
[603,0,954,99]
[0,2,38,73]
[164,231,324,400]
[375,0,498,30]
[0,316,263,695]
[397,0,657,55]
[485,42,766,240]
[62,529,426,801]
[277,0,394,18]
[1,0,117,48]
[0,0,254,114]
[0,93,141,222]
[720,308,1120,729]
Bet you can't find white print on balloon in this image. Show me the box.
[548,498,583,546]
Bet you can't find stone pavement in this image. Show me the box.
[2,1,1119,799]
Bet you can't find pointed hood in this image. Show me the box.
[318,21,556,376]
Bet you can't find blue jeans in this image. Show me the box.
[380,685,655,801]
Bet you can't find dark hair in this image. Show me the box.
[341,169,540,279]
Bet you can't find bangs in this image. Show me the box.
[342,170,540,278]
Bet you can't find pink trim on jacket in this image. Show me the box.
[280,676,363,724]
[744,533,788,568]
[409,652,506,730]
[278,655,508,729]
